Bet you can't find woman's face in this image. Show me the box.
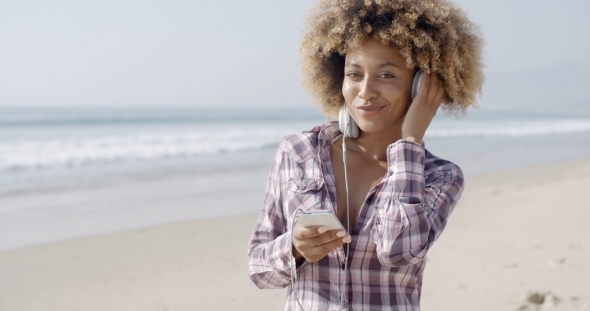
[342,39,414,135]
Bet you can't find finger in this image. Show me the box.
[426,74,441,104]
[303,229,348,247]
[428,74,444,102]
[293,229,349,257]
[416,70,431,102]
[293,224,324,240]
[300,234,352,262]
[293,224,345,240]
[432,79,445,107]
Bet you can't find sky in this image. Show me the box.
[1,0,589,108]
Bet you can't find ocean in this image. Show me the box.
[1,106,590,251]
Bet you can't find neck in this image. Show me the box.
[348,126,402,162]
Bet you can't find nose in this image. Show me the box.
[357,76,378,101]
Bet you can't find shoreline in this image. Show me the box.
[0,154,273,253]
[3,124,590,253]
[1,157,589,310]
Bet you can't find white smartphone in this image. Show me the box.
[295,210,346,231]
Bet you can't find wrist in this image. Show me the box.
[401,134,422,144]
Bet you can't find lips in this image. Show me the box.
[355,105,384,117]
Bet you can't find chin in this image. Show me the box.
[356,119,403,136]
[356,122,389,134]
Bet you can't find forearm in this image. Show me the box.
[372,140,463,267]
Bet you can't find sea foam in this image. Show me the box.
[0,125,294,171]
[427,118,590,138]
[2,118,590,172]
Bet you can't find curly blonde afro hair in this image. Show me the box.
[300,0,485,117]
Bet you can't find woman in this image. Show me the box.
[248,0,484,310]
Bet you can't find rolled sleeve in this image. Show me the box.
[247,147,294,289]
[373,139,464,267]
[248,230,294,288]
[388,139,426,202]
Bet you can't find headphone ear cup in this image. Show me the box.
[349,114,359,138]
[339,105,348,135]
[338,105,359,138]
[411,70,424,101]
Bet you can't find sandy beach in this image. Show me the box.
[1,158,589,311]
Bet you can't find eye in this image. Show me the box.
[345,72,362,78]
[379,73,395,79]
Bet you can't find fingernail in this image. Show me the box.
[343,236,352,243]
[318,227,328,234]
[336,231,346,237]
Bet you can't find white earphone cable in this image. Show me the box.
[290,122,352,311]
[340,125,351,310]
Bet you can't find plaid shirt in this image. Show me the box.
[248,122,464,311]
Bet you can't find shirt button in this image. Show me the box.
[351,229,359,236]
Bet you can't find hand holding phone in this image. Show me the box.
[295,210,346,231]
[292,210,351,263]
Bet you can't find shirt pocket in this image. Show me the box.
[286,178,325,213]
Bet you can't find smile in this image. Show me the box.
[355,105,384,117]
